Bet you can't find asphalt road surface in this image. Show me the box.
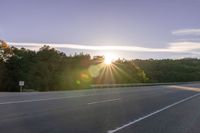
[0,83,200,133]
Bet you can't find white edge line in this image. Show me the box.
[0,94,120,105]
[88,98,121,105]
[0,86,165,105]
[0,97,75,105]
[107,92,200,133]
[0,87,155,105]
[0,94,97,105]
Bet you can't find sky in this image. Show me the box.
[1,0,200,59]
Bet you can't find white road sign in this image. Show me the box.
[19,81,24,86]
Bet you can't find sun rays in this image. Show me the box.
[89,53,129,84]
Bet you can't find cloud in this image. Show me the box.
[172,28,200,36]
[168,42,200,51]
[9,42,169,52]
[8,41,200,55]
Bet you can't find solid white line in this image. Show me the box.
[0,85,169,105]
[0,88,156,105]
[0,94,106,105]
[0,85,197,105]
[107,92,200,133]
[88,98,121,105]
[0,95,120,106]
[0,97,76,105]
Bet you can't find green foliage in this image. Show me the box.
[134,59,200,83]
[0,40,13,61]
[1,41,200,91]
[0,60,8,91]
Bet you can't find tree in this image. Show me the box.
[0,40,13,61]
[1,42,200,92]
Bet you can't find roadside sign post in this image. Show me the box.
[19,81,24,92]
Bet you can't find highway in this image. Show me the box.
[0,83,200,133]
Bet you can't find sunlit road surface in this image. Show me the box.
[0,83,200,133]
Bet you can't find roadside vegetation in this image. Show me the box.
[1,40,200,91]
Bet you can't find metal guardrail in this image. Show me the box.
[91,81,200,88]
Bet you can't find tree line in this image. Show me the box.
[0,40,200,91]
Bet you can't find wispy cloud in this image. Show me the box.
[8,41,200,55]
[9,42,169,52]
[172,28,200,36]
[168,42,200,53]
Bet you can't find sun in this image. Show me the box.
[104,57,112,65]
[104,53,116,65]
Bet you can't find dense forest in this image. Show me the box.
[1,40,200,92]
